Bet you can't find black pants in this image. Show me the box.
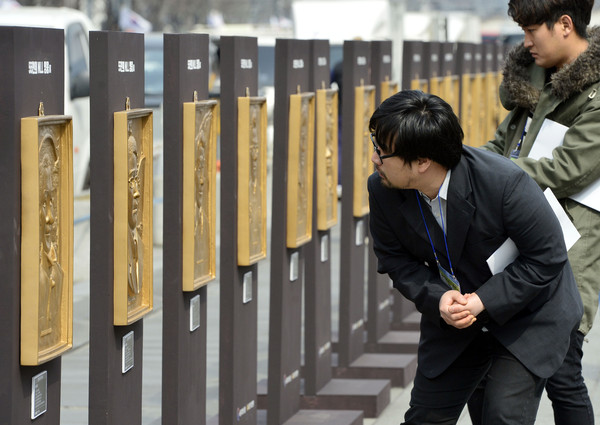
[468,327,594,425]
[403,332,545,425]
[545,329,594,424]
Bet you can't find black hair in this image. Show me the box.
[508,0,593,38]
[369,90,463,169]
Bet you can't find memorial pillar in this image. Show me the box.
[219,36,263,425]
[424,41,442,97]
[162,33,214,425]
[267,37,314,425]
[304,39,336,397]
[483,42,498,144]
[440,42,460,115]
[89,31,152,425]
[0,26,67,425]
[456,43,475,147]
[401,41,427,91]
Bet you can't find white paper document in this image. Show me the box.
[528,118,600,212]
[528,119,568,160]
[486,188,581,275]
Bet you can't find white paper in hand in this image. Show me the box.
[529,119,600,212]
[486,188,581,275]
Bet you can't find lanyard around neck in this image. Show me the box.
[414,189,457,281]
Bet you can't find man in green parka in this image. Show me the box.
[469,0,600,423]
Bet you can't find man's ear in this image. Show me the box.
[416,157,432,173]
[558,14,575,37]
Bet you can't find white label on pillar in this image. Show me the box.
[383,54,391,64]
[465,52,472,61]
[318,341,331,357]
[355,220,365,246]
[117,60,136,73]
[318,56,328,67]
[31,371,47,419]
[320,234,329,263]
[122,331,134,373]
[28,61,52,75]
[243,271,252,304]
[237,405,247,420]
[351,318,364,332]
[379,297,391,312]
[445,53,454,62]
[241,58,253,69]
[283,369,300,387]
[190,294,200,332]
[237,399,255,420]
[187,59,202,70]
[290,251,299,282]
[431,54,439,63]
[357,56,367,66]
[413,54,422,63]
[293,59,304,69]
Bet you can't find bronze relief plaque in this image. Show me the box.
[182,99,218,291]
[316,88,339,231]
[113,108,153,325]
[237,96,268,266]
[353,85,376,217]
[21,114,74,365]
[287,92,315,248]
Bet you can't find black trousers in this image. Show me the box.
[468,327,594,425]
[546,329,595,424]
[403,332,546,425]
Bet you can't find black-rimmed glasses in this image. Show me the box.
[370,132,400,164]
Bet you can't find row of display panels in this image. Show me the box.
[19,80,401,365]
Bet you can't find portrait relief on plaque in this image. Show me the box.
[237,96,268,266]
[21,113,74,365]
[353,85,376,217]
[316,88,338,230]
[114,106,153,325]
[182,99,218,291]
[287,92,315,248]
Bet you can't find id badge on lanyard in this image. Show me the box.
[438,262,461,292]
[416,190,462,292]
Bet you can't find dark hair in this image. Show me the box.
[369,90,463,169]
[508,0,593,38]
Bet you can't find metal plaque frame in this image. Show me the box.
[410,78,428,92]
[182,99,218,291]
[316,88,339,231]
[113,107,154,325]
[353,85,376,217]
[287,92,315,248]
[20,114,74,365]
[237,96,268,266]
[380,80,399,103]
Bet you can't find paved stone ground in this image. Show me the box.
[60,196,599,425]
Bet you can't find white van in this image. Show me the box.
[0,6,95,196]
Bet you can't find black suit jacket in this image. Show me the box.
[368,146,583,379]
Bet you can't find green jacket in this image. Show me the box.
[484,27,600,335]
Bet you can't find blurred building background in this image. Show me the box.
[0,0,574,33]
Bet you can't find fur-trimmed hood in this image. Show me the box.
[501,26,600,111]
